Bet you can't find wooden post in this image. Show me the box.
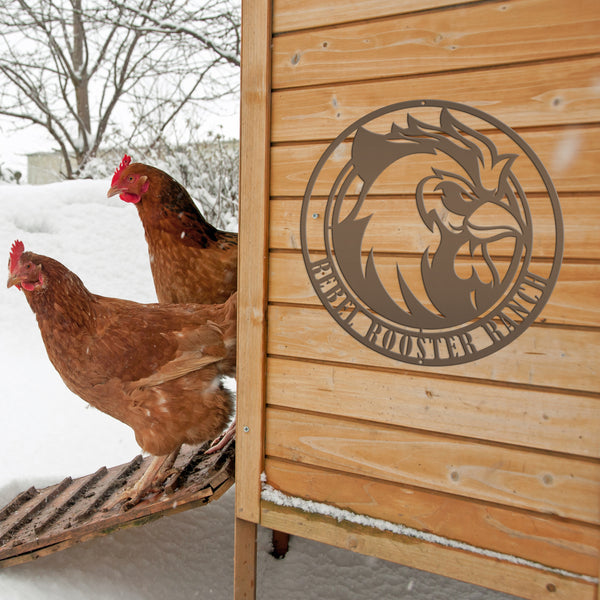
[236,0,271,524]
[234,518,257,600]
[235,0,271,596]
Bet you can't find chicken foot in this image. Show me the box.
[205,417,236,455]
[105,447,181,511]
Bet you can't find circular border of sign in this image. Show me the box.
[300,99,564,366]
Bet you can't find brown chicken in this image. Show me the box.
[7,240,236,507]
[107,155,238,450]
[107,155,237,306]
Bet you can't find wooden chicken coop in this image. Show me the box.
[235,0,600,598]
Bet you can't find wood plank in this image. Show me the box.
[273,0,480,33]
[265,407,600,524]
[268,252,600,328]
[234,518,257,600]
[272,55,600,142]
[0,442,234,568]
[270,126,600,196]
[265,458,600,577]
[267,304,600,394]
[272,0,600,89]
[270,195,600,260]
[265,357,600,458]
[261,502,597,600]
[236,0,272,524]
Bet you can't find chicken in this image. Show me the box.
[7,240,236,508]
[106,155,237,306]
[107,155,238,451]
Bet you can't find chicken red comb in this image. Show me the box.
[111,154,132,185]
[9,240,24,273]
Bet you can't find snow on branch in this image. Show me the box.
[0,0,240,177]
[107,0,240,67]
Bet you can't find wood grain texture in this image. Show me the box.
[261,502,597,600]
[265,407,600,523]
[240,0,600,595]
[272,0,600,89]
[268,252,600,328]
[272,55,600,142]
[270,126,600,196]
[0,445,234,569]
[265,458,600,577]
[267,304,600,394]
[270,195,600,260]
[236,0,272,524]
[265,357,600,458]
[234,518,257,600]
[273,0,480,33]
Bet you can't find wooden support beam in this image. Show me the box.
[236,0,272,524]
[234,518,257,600]
[261,501,598,600]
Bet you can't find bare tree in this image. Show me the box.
[0,0,240,177]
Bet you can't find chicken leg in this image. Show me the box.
[205,417,236,455]
[105,446,181,510]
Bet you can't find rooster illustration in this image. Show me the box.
[331,108,530,328]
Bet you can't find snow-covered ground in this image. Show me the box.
[0,179,518,599]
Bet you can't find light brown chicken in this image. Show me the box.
[7,240,236,507]
[107,155,238,451]
[107,155,237,306]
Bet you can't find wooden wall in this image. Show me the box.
[236,1,600,598]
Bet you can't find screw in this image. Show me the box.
[243,426,250,433]
[312,213,319,219]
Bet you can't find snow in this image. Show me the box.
[0,179,520,599]
[0,120,55,177]
[261,480,597,585]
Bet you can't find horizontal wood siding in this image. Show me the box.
[271,56,600,142]
[270,127,600,195]
[269,253,600,327]
[272,0,482,33]
[270,195,600,260]
[272,0,600,89]
[265,407,600,524]
[267,304,599,393]
[264,458,600,577]
[261,502,597,600]
[265,357,600,458]
[256,0,600,594]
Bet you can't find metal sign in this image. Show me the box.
[300,100,563,366]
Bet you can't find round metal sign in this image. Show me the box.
[300,100,563,366]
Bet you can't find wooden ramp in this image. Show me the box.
[0,439,234,568]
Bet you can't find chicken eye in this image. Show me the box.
[128,176,134,182]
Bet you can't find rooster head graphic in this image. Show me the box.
[331,108,530,328]
[301,100,562,365]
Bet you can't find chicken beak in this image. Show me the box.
[106,185,121,198]
[7,272,21,289]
